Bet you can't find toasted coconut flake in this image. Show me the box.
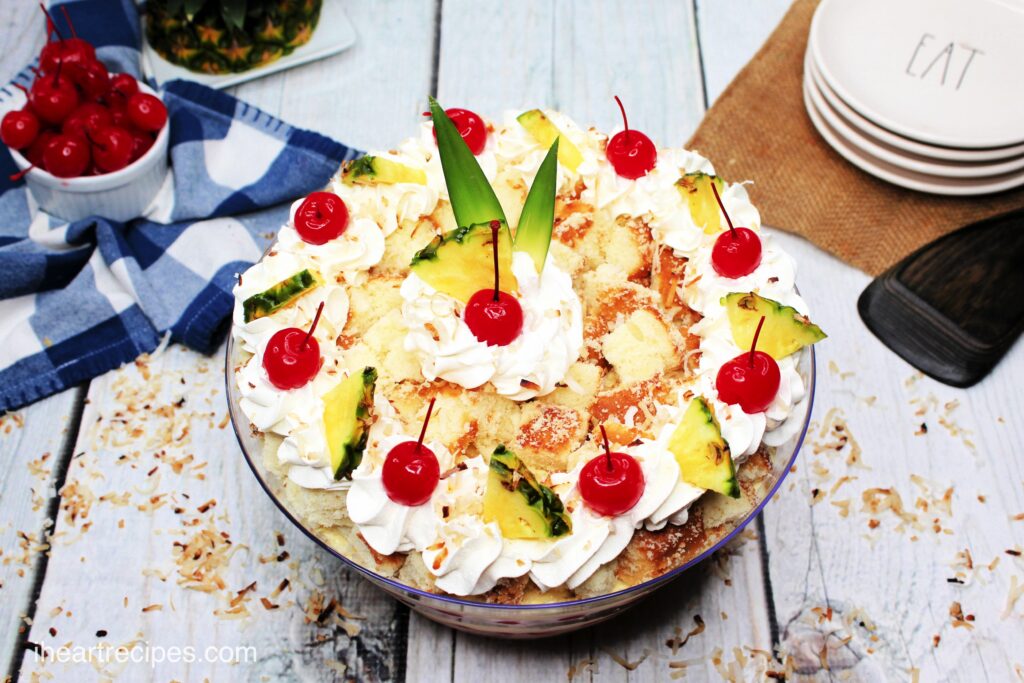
[600,647,650,671]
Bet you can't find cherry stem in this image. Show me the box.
[302,301,325,351]
[59,5,77,39]
[489,219,500,302]
[9,165,34,182]
[600,424,613,472]
[749,315,766,368]
[14,83,29,96]
[39,3,65,42]
[710,181,738,240]
[416,397,436,452]
[613,95,630,145]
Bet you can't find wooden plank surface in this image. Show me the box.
[0,388,84,680]
[0,5,87,680]
[696,4,1024,681]
[16,342,409,682]
[763,234,1024,683]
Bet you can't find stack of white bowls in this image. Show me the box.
[804,0,1024,196]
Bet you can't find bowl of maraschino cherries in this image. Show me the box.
[1,6,169,222]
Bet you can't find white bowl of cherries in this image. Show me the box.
[1,10,169,223]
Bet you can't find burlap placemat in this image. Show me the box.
[686,0,1024,276]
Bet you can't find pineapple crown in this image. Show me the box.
[428,98,558,274]
[163,0,289,30]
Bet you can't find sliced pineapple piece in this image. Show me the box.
[667,397,738,498]
[516,109,583,172]
[409,223,518,304]
[723,292,826,360]
[340,155,427,186]
[322,367,377,480]
[483,445,571,539]
[675,172,724,234]
[242,268,322,323]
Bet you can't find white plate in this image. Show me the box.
[806,51,1024,163]
[810,0,1024,149]
[803,53,1024,178]
[141,1,356,90]
[803,80,1024,196]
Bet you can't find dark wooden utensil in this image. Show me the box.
[858,208,1024,388]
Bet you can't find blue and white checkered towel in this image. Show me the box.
[0,0,360,412]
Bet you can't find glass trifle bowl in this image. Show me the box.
[225,336,814,638]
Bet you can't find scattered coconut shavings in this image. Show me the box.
[27,453,53,480]
[811,408,866,469]
[708,646,775,682]
[907,390,976,452]
[949,601,974,629]
[172,519,247,610]
[58,480,95,527]
[601,647,650,671]
[1003,575,1024,619]
[828,360,853,380]
[2,530,50,572]
[567,657,598,680]
[665,614,706,654]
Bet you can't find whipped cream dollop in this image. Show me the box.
[400,251,584,401]
[347,419,458,554]
[493,110,603,192]
[231,250,351,355]
[328,149,440,238]
[276,198,386,285]
[398,437,699,597]
[232,188,391,489]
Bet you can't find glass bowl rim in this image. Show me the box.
[225,338,815,611]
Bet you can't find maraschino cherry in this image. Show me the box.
[126,93,167,133]
[605,95,657,179]
[426,107,487,155]
[579,425,646,516]
[42,134,90,178]
[39,4,95,75]
[716,315,780,414]
[294,191,349,245]
[382,398,441,506]
[709,182,762,279]
[1,110,40,150]
[61,102,111,139]
[263,301,325,390]
[29,68,80,125]
[109,73,139,101]
[464,220,523,346]
[89,125,134,173]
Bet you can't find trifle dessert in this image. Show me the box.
[230,99,825,603]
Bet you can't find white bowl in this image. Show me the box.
[8,78,169,222]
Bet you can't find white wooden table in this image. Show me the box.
[2,2,1022,681]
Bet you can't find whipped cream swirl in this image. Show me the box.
[401,251,583,401]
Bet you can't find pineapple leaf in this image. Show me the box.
[220,0,248,31]
[428,97,507,231]
[183,0,206,21]
[513,139,558,274]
